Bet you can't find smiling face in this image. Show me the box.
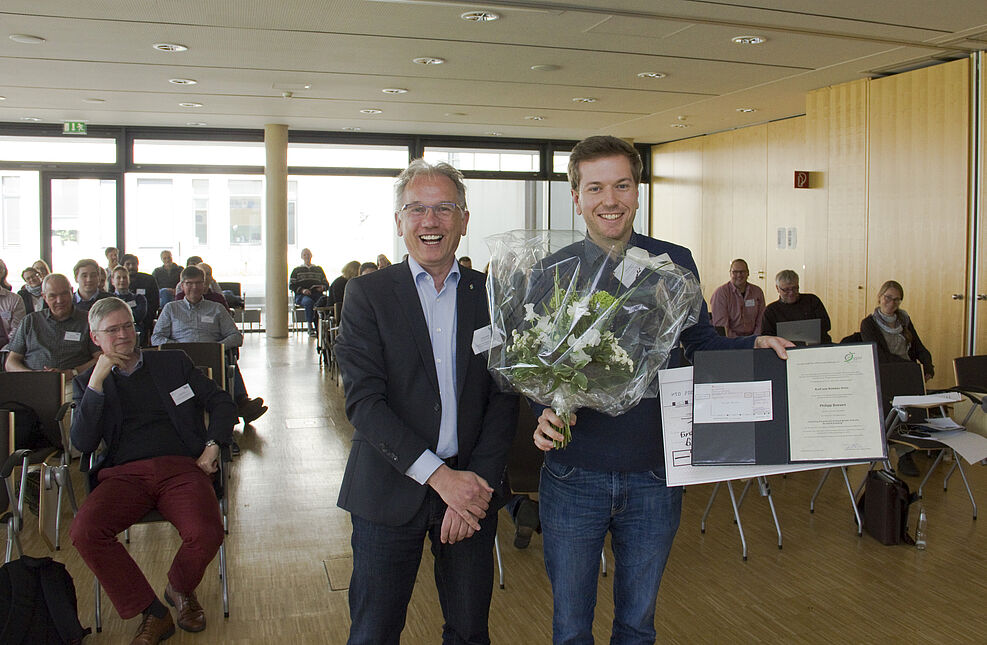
[90,306,137,355]
[776,279,800,304]
[729,261,750,290]
[879,286,902,316]
[22,268,41,288]
[75,264,101,298]
[160,250,173,266]
[43,275,74,320]
[301,248,312,265]
[395,174,469,284]
[112,268,130,292]
[572,155,639,246]
[182,276,206,303]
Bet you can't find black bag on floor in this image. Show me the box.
[856,469,917,545]
[0,555,91,644]
[0,400,59,450]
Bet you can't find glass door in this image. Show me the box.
[42,173,121,277]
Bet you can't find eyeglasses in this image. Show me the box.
[183,280,205,287]
[778,285,799,294]
[881,294,902,303]
[399,202,463,219]
[95,321,135,335]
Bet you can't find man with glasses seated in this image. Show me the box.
[70,297,235,645]
[152,265,267,424]
[761,268,833,344]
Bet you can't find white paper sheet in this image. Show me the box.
[659,367,860,487]
[923,430,987,464]
[892,392,963,407]
[693,380,773,424]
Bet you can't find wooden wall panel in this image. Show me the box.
[765,117,808,304]
[651,137,703,258]
[700,130,736,299]
[730,124,769,294]
[867,58,969,388]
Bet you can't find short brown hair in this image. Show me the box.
[73,258,100,279]
[567,135,643,191]
[181,265,205,282]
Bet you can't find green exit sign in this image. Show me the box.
[63,121,87,135]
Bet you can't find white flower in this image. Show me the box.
[566,296,591,321]
[581,328,602,348]
[524,303,538,322]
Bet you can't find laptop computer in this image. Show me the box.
[776,318,822,346]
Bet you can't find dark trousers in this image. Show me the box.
[295,293,316,327]
[347,488,497,645]
[70,455,223,619]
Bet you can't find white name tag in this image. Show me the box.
[745,299,756,307]
[200,314,215,323]
[0,311,10,320]
[136,288,146,295]
[170,383,195,405]
[472,324,505,355]
[127,300,138,308]
[64,331,82,342]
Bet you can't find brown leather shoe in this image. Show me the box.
[130,610,175,645]
[164,583,206,632]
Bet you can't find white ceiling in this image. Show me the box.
[1,0,985,144]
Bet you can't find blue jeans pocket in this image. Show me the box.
[542,458,577,481]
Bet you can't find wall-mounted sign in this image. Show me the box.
[794,171,809,188]
[63,121,87,135]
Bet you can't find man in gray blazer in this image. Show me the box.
[335,159,517,645]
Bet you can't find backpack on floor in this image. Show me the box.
[855,469,917,545]
[0,555,91,644]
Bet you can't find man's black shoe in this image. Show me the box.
[897,452,920,477]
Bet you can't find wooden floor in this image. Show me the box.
[17,333,987,644]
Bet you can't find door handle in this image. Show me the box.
[977,294,987,301]
[951,294,964,300]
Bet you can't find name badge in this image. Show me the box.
[64,331,82,342]
[745,299,756,307]
[472,324,505,355]
[170,383,195,405]
[136,288,146,295]
[0,311,10,320]
[127,300,138,308]
[201,314,215,323]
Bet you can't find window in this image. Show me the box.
[193,179,209,245]
[229,180,262,245]
[133,139,265,166]
[287,181,298,246]
[423,147,539,172]
[0,136,117,164]
[2,176,21,245]
[287,143,408,169]
[134,178,175,248]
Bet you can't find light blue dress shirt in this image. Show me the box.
[404,257,461,485]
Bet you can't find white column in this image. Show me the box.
[264,124,289,338]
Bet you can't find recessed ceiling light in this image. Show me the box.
[572,97,597,103]
[461,11,500,22]
[0,96,6,101]
[524,115,545,121]
[20,116,41,122]
[169,78,197,85]
[382,88,408,94]
[445,112,467,117]
[186,122,208,126]
[9,34,45,45]
[178,102,203,108]
[412,56,445,65]
[530,64,560,72]
[83,98,105,103]
[485,132,504,137]
[732,35,766,45]
[342,127,361,131]
[736,107,757,113]
[670,123,690,128]
[637,72,667,79]
[153,43,188,52]
[360,109,383,115]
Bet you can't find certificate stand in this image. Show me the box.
[700,476,782,561]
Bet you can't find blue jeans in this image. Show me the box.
[540,459,682,645]
[347,489,497,645]
[294,293,316,326]
[159,288,175,306]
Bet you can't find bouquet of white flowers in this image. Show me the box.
[484,230,704,448]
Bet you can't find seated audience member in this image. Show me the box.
[185,255,203,267]
[0,259,26,348]
[104,246,120,291]
[70,296,234,644]
[710,258,766,338]
[122,254,161,330]
[32,259,51,279]
[98,267,110,292]
[73,258,113,312]
[5,273,100,377]
[111,265,148,334]
[289,248,329,336]
[200,263,244,309]
[458,256,472,270]
[153,250,183,307]
[860,280,933,477]
[376,254,391,269]
[762,269,832,344]
[18,266,47,314]
[319,260,360,317]
[152,266,266,424]
[358,262,377,276]
[176,264,228,307]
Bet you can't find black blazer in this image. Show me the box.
[71,349,236,484]
[334,262,518,527]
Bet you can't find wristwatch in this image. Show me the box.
[204,440,217,448]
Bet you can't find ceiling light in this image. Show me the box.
[412,56,445,65]
[445,112,467,117]
[9,34,45,44]
[572,97,597,103]
[83,98,105,103]
[360,109,383,115]
[273,82,312,91]
[186,122,208,126]
[20,116,41,122]
[461,11,499,22]
[342,127,361,131]
[169,78,197,85]
[637,72,667,79]
[0,96,6,101]
[670,123,690,128]
[153,43,188,52]
[524,115,545,121]
[178,102,203,108]
[382,88,408,94]
[530,64,560,72]
[736,107,757,113]
[485,132,504,137]
[732,35,766,45]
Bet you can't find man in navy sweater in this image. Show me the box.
[532,136,792,644]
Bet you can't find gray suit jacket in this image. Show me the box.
[334,261,517,526]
